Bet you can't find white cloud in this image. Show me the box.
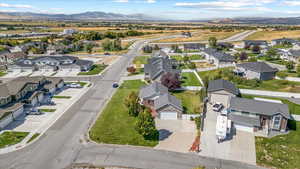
[147,0,156,3]
[114,0,129,3]
[0,3,33,9]
[283,0,300,6]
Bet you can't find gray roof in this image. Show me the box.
[139,82,168,99]
[244,40,268,46]
[230,97,291,119]
[207,79,239,95]
[144,56,179,80]
[272,38,298,44]
[203,48,235,62]
[237,62,278,73]
[152,50,169,58]
[229,113,261,127]
[154,93,183,112]
[290,50,300,57]
[184,43,205,49]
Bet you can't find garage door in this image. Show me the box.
[210,94,229,107]
[160,112,178,120]
[234,124,253,133]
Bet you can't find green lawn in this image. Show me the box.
[277,70,299,78]
[256,121,300,169]
[181,72,201,86]
[128,68,144,76]
[89,80,158,147]
[189,54,204,60]
[26,133,40,143]
[78,64,107,75]
[0,131,29,148]
[171,55,183,61]
[0,71,7,77]
[38,109,56,113]
[133,55,150,65]
[52,96,71,99]
[172,90,202,114]
[242,94,300,115]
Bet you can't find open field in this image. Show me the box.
[154,30,241,43]
[246,30,300,41]
[89,80,158,147]
[256,121,300,169]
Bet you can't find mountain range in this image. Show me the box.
[0,11,158,21]
[0,11,300,25]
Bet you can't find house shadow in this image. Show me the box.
[158,129,173,141]
[288,120,297,131]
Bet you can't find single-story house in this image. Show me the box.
[229,97,291,133]
[234,62,278,80]
[139,82,168,107]
[154,93,183,120]
[144,51,180,81]
[207,79,239,108]
[243,40,268,49]
[271,38,298,46]
[202,48,235,66]
[183,43,206,51]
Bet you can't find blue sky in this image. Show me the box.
[0,0,300,19]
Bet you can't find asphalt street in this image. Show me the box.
[0,34,264,169]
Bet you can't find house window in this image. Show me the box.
[273,115,282,130]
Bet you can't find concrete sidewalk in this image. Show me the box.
[240,89,300,98]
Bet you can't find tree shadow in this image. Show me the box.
[158,129,173,141]
[288,120,297,131]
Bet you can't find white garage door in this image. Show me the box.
[234,124,253,133]
[160,112,178,120]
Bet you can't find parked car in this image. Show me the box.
[112,82,119,88]
[104,52,110,56]
[67,83,82,88]
[213,103,223,112]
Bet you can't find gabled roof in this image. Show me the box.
[139,82,168,99]
[208,79,239,95]
[237,62,278,73]
[144,56,179,80]
[154,93,183,112]
[290,50,300,57]
[272,38,298,44]
[230,97,291,119]
[203,48,235,62]
[244,40,268,46]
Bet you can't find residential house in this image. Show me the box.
[287,50,300,62]
[243,40,268,49]
[202,48,235,66]
[8,56,93,74]
[139,82,169,107]
[235,62,278,80]
[229,97,291,134]
[183,43,206,51]
[271,38,298,46]
[139,82,183,120]
[217,42,234,49]
[0,76,64,130]
[0,51,27,66]
[207,79,239,108]
[208,79,291,135]
[144,51,180,81]
[182,32,192,37]
[154,93,183,120]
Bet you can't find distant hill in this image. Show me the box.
[0,11,159,21]
[210,17,300,25]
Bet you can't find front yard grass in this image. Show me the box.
[0,131,29,148]
[78,64,107,75]
[52,96,71,99]
[172,90,202,114]
[133,55,150,65]
[0,71,7,77]
[255,121,300,169]
[89,80,158,147]
[181,72,202,86]
[171,55,183,61]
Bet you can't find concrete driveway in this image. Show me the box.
[199,105,256,165]
[154,119,196,153]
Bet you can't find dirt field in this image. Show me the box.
[246,30,300,41]
[154,30,241,43]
